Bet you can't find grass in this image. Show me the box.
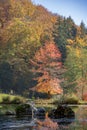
[79,100,87,105]
[0,93,27,115]
[0,93,26,104]
[0,93,87,115]
[33,96,87,106]
[34,98,55,104]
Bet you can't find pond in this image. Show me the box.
[0,105,87,130]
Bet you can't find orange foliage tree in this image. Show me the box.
[30,41,63,95]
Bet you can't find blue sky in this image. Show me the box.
[33,0,87,26]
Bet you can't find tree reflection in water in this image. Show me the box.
[49,105,75,126]
[35,106,75,130]
[0,106,75,130]
[36,112,58,130]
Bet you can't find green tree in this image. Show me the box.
[0,0,58,95]
[80,21,87,38]
[53,16,77,62]
[0,62,13,93]
[65,37,87,99]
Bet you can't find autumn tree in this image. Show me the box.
[1,0,87,97]
[30,41,63,96]
[0,0,58,94]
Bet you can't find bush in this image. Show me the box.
[2,96,10,104]
[11,97,23,104]
[53,94,79,104]
[16,104,32,116]
[0,94,26,104]
[62,94,79,104]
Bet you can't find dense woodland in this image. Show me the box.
[0,0,87,99]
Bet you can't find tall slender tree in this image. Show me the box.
[53,16,77,62]
[30,41,63,95]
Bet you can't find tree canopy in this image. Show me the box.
[0,0,87,99]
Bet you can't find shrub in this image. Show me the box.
[16,104,32,116]
[11,97,22,104]
[62,94,79,104]
[2,96,10,104]
[0,94,26,104]
[53,94,79,104]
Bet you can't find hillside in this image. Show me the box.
[0,0,87,100]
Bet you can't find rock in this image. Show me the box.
[35,107,46,119]
[48,105,75,125]
[16,104,32,116]
[48,108,56,119]
[55,105,75,118]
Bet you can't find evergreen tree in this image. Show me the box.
[80,21,87,38]
[53,16,77,62]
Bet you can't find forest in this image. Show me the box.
[0,0,87,100]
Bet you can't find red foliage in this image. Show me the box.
[83,93,87,101]
[36,112,58,129]
[30,41,63,94]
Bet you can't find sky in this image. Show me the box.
[33,0,87,26]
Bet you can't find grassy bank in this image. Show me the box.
[0,93,27,115]
[0,93,87,115]
[0,93,26,104]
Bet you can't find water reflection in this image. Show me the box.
[0,115,33,130]
[2,105,87,130]
[36,112,58,130]
[48,105,75,126]
[34,106,75,130]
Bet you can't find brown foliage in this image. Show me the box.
[30,41,63,94]
[83,93,87,101]
[36,112,58,130]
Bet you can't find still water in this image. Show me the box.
[0,105,87,130]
